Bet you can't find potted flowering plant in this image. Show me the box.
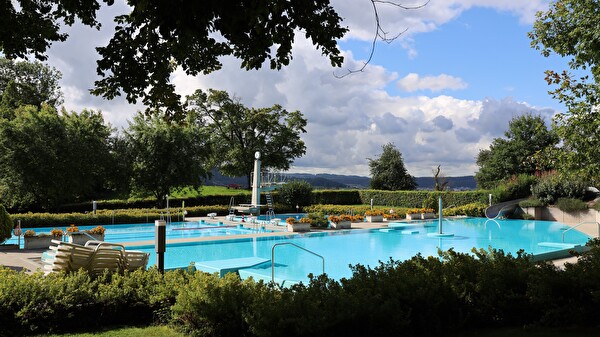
[23,228,63,249]
[328,214,352,229]
[286,217,310,232]
[364,209,384,223]
[406,208,436,220]
[67,225,106,245]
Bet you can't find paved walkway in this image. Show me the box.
[0,216,589,273]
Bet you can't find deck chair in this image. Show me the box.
[124,250,150,271]
[84,241,127,276]
[42,239,96,274]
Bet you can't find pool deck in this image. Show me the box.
[1,216,593,274]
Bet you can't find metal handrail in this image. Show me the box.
[562,221,600,242]
[271,242,325,283]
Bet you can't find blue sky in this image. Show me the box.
[45,0,573,178]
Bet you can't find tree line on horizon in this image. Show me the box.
[0,58,307,211]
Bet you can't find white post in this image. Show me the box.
[489,193,492,206]
[438,196,443,234]
[370,198,373,210]
[251,151,262,207]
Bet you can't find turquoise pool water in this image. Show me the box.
[132,218,590,283]
[7,221,273,248]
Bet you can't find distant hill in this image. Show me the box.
[414,176,477,191]
[204,170,476,190]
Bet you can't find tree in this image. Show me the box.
[432,165,449,191]
[475,114,558,189]
[368,143,416,191]
[186,89,307,189]
[529,0,600,182]
[0,105,115,210]
[0,57,63,116]
[277,180,313,208]
[0,204,12,244]
[125,112,211,206]
[0,1,347,118]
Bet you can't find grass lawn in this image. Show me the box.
[41,326,184,337]
[170,185,250,198]
[39,325,598,337]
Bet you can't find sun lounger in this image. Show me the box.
[42,240,149,275]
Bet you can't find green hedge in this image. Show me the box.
[309,190,490,207]
[11,205,229,228]
[57,194,249,213]
[3,240,600,336]
[50,190,489,215]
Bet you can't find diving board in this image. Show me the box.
[194,257,270,277]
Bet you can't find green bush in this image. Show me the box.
[0,204,12,244]
[556,198,588,213]
[499,174,538,200]
[6,242,600,335]
[519,198,545,208]
[275,180,313,207]
[443,203,487,217]
[10,205,229,228]
[531,174,588,204]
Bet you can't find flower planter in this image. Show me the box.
[24,235,61,249]
[406,214,419,221]
[365,215,384,223]
[67,233,105,245]
[421,212,436,219]
[287,223,311,232]
[330,220,351,229]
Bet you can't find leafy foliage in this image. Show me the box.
[0,204,12,243]
[0,105,116,210]
[186,89,307,187]
[125,112,211,206]
[556,198,588,212]
[0,57,63,116]
[475,114,558,189]
[369,143,416,191]
[529,1,600,182]
[276,180,313,208]
[7,242,600,335]
[1,1,347,118]
[531,172,588,204]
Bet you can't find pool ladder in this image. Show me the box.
[271,243,324,284]
[562,221,600,242]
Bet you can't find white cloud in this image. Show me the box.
[397,73,468,92]
[40,0,559,179]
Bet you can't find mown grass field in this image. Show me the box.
[170,185,251,198]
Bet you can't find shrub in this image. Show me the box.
[443,203,487,217]
[285,217,297,224]
[556,198,588,213]
[276,180,313,207]
[23,229,36,237]
[0,204,13,244]
[531,173,588,204]
[519,198,545,208]
[307,212,329,228]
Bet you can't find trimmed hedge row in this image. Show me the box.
[52,190,490,213]
[10,205,229,228]
[3,240,600,336]
[57,194,249,213]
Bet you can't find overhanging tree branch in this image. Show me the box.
[335,0,429,78]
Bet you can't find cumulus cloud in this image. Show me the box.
[397,73,468,92]
[41,0,559,178]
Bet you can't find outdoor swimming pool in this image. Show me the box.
[132,217,590,284]
[7,220,274,248]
